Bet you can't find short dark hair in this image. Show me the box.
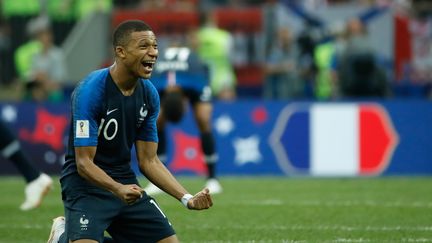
[112,20,152,48]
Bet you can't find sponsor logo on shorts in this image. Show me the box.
[80,215,89,231]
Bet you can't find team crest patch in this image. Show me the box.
[76,120,90,138]
[137,103,148,128]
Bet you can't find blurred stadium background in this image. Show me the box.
[0,0,432,242]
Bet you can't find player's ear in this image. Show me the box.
[115,46,126,58]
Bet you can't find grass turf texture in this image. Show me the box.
[0,176,431,243]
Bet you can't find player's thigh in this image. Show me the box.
[107,196,175,243]
[63,190,120,242]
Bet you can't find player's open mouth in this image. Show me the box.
[141,61,155,71]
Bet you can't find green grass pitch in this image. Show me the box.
[0,176,431,242]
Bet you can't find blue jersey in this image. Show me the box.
[62,68,160,182]
[150,47,209,93]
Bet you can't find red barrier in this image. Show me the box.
[235,64,264,86]
[112,10,199,34]
[112,8,262,34]
[215,8,262,33]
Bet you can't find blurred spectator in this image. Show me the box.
[297,21,319,98]
[46,0,76,46]
[74,0,113,20]
[404,0,432,96]
[197,10,237,100]
[313,21,347,100]
[170,0,198,11]
[314,41,337,100]
[1,0,41,84]
[138,0,197,11]
[334,18,389,97]
[138,0,165,10]
[263,27,302,99]
[113,0,141,8]
[0,16,14,86]
[14,38,41,83]
[15,16,67,103]
[1,0,40,51]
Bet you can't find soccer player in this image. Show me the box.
[47,20,213,243]
[144,32,222,195]
[0,120,53,211]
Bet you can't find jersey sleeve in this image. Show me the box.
[72,70,106,147]
[137,80,160,143]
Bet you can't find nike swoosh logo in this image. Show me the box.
[106,108,118,115]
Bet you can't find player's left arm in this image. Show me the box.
[135,141,213,210]
[136,80,212,209]
[135,141,186,200]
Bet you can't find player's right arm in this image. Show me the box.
[75,146,143,205]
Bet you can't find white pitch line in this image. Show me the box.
[401,239,432,243]
[294,200,432,208]
[191,240,308,243]
[233,199,432,208]
[0,224,46,229]
[185,224,432,232]
[1,224,432,243]
[324,239,432,243]
[187,238,432,243]
[330,238,371,243]
[3,223,432,232]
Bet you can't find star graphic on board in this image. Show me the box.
[233,135,262,165]
[1,105,17,123]
[169,130,207,175]
[215,114,234,136]
[19,108,68,151]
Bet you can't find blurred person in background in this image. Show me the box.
[46,0,76,46]
[46,20,212,243]
[0,15,14,86]
[18,15,67,102]
[197,10,237,100]
[138,0,197,11]
[1,0,41,84]
[73,0,113,21]
[313,30,341,100]
[263,26,302,99]
[145,30,222,195]
[0,120,53,211]
[113,0,141,8]
[296,21,319,98]
[333,18,389,97]
[138,0,166,10]
[405,0,432,98]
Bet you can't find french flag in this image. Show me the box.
[271,103,399,176]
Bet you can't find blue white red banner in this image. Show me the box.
[0,100,431,176]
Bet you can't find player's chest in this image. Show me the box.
[97,95,148,140]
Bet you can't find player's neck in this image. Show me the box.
[109,64,138,96]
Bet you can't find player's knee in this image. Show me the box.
[157,234,179,243]
[197,121,211,133]
[71,239,98,243]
